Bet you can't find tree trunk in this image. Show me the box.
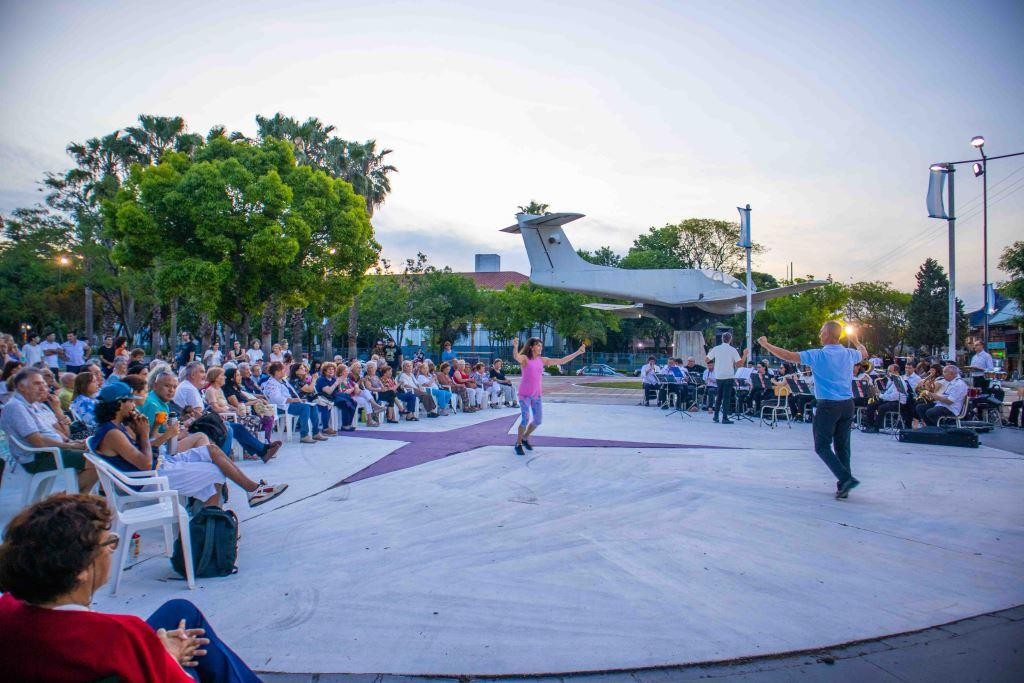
[277,309,287,346]
[322,316,334,361]
[125,295,136,343]
[101,299,117,338]
[240,312,252,348]
[289,308,304,358]
[84,285,95,344]
[260,300,275,350]
[169,299,179,352]
[347,299,359,359]
[151,303,163,357]
[199,313,213,351]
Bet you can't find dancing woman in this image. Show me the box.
[511,337,586,456]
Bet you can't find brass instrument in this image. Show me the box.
[916,370,939,404]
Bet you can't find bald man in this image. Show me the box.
[758,321,868,500]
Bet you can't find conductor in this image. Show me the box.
[757,321,868,499]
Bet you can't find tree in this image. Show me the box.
[357,275,412,346]
[756,279,849,350]
[998,241,1024,313]
[517,201,550,215]
[409,272,479,349]
[621,218,764,273]
[577,246,622,267]
[845,281,912,356]
[906,258,967,357]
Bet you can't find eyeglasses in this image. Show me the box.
[98,533,120,551]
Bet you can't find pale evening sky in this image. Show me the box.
[1,0,1022,309]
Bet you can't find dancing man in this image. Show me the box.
[757,321,867,499]
[511,337,586,456]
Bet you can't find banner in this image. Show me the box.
[927,168,948,219]
[736,205,751,248]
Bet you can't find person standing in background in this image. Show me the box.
[706,332,748,424]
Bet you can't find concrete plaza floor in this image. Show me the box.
[1,396,1022,677]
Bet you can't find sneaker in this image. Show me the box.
[522,439,533,451]
[260,441,283,463]
[341,425,356,432]
[300,435,315,444]
[713,415,720,423]
[322,428,338,435]
[721,418,734,424]
[514,444,526,456]
[248,481,289,507]
[836,478,860,499]
[427,412,440,418]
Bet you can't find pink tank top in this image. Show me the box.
[518,355,543,397]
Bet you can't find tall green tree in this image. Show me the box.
[906,258,967,357]
[410,272,479,349]
[845,281,912,356]
[756,279,848,350]
[516,201,550,215]
[998,241,1024,313]
[621,218,764,273]
[577,246,622,267]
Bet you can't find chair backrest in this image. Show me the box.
[82,451,163,515]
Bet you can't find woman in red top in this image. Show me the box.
[0,493,260,682]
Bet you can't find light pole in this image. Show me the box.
[970,135,988,348]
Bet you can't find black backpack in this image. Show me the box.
[172,507,239,578]
[188,411,229,446]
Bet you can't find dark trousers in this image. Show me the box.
[812,398,855,485]
[324,394,357,428]
[790,394,815,419]
[714,378,735,418]
[916,402,954,426]
[1009,400,1022,427]
[146,599,260,683]
[228,422,267,457]
[865,400,899,428]
[66,364,85,374]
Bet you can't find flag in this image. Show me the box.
[927,168,948,219]
[736,205,751,248]
[987,283,997,315]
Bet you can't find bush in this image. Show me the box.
[502,362,521,375]
[544,365,562,376]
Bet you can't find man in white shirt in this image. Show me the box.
[172,361,207,412]
[61,332,90,373]
[863,364,907,432]
[21,334,44,366]
[968,341,994,380]
[706,332,748,424]
[916,365,969,426]
[246,340,264,365]
[39,333,62,370]
[639,356,660,406]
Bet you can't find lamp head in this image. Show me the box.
[973,162,984,177]
[930,163,949,172]
[843,324,854,336]
[970,135,985,149]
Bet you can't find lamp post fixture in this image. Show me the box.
[970,135,989,348]
[56,254,70,287]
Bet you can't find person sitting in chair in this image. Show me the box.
[915,365,969,427]
[640,356,661,406]
[863,364,907,433]
[0,493,261,682]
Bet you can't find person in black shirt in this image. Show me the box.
[384,338,401,373]
[175,332,197,369]
[489,359,517,406]
[98,336,117,377]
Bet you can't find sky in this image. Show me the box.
[1,0,1022,309]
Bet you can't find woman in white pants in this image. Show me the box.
[453,360,484,410]
[339,364,384,426]
[473,362,502,408]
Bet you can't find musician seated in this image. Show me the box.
[784,372,815,420]
[701,361,717,410]
[748,362,772,414]
[915,365,969,426]
[863,364,907,432]
[657,358,686,409]
[1008,386,1023,428]
[640,356,660,406]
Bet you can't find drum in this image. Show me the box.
[968,387,981,399]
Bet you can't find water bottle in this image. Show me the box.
[130,532,141,560]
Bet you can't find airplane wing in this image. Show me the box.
[705,281,829,305]
[501,212,586,233]
[581,302,646,318]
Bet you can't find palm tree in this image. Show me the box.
[517,201,550,215]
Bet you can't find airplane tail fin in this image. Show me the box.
[501,212,607,274]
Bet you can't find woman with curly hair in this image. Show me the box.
[0,493,260,681]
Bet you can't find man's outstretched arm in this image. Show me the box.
[757,336,801,363]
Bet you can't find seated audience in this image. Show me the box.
[1,368,97,491]
[399,359,438,417]
[436,361,467,410]
[418,361,452,414]
[222,367,277,443]
[262,361,327,442]
[473,362,502,407]
[315,362,357,431]
[91,381,285,507]
[70,371,100,428]
[452,359,483,411]
[57,372,76,412]
[489,358,517,407]
[346,362,386,426]
[0,493,261,682]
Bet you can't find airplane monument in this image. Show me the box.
[502,212,826,359]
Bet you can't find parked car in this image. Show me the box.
[576,364,625,377]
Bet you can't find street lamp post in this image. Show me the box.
[970,136,988,348]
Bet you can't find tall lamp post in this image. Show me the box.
[970,135,988,347]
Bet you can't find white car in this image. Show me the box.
[576,364,625,377]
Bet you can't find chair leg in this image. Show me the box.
[163,523,175,556]
[178,512,196,590]
[109,523,131,596]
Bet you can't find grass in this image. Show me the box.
[584,380,642,390]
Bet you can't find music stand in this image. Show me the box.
[658,374,692,418]
[729,381,755,422]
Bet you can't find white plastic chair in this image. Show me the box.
[83,452,196,595]
[7,434,80,505]
[760,393,792,429]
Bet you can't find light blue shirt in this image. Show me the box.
[799,344,863,401]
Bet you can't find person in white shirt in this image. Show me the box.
[203,342,223,367]
[705,332,748,423]
[968,341,994,375]
[863,364,907,432]
[172,361,207,412]
[639,356,660,406]
[261,361,326,443]
[915,365,969,426]
[61,332,89,373]
[40,333,62,370]
[21,335,44,366]
[246,340,264,365]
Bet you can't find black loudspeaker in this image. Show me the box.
[896,426,979,448]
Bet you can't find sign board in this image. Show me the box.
[988,341,1006,350]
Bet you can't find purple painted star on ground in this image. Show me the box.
[335,413,738,484]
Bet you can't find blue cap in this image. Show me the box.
[97,381,134,404]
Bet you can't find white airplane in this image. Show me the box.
[502,212,826,329]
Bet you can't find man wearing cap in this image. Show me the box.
[758,321,868,500]
[0,368,97,492]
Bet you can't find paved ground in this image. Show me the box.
[0,377,1020,678]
